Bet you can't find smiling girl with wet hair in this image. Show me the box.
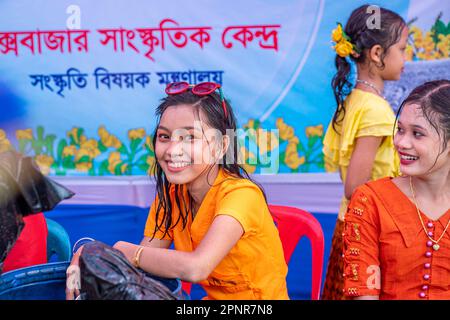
[66,82,289,300]
[343,80,450,299]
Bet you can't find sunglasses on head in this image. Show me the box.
[165,81,228,119]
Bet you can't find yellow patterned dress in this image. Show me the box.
[321,89,399,300]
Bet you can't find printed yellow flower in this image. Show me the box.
[76,162,92,172]
[75,148,90,161]
[98,126,122,149]
[75,139,100,161]
[417,52,427,60]
[288,136,300,145]
[128,128,146,140]
[35,155,54,175]
[240,146,257,173]
[414,37,424,50]
[331,24,344,43]
[423,32,435,53]
[79,135,88,144]
[62,145,77,157]
[67,127,82,145]
[107,151,123,174]
[16,129,33,140]
[417,51,439,61]
[276,118,295,141]
[242,163,257,174]
[305,125,323,138]
[98,126,109,139]
[405,45,414,61]
[0,129,12,152]
[284,142,305,170]
[242,119,255,129]
[437,34,449,58]
[334,40,354,58]
[410,26,421,36]
[80,139,98,151]
[409,23,450,61]
[108,151,121,163]
[146,155,156,175]
[256,129,278,155]
[410,26,422,41]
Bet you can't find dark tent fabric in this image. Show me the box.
[0,151,74,272]
[79,241,178,300]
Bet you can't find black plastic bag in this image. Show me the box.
[0,151,74,272]
[79,241,179,300]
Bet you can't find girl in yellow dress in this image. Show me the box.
[321,5,408,299]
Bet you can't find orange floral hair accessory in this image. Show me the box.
[331,23,360,58]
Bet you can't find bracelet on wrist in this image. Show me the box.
[133,246,144,268]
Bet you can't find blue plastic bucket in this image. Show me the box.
[0,261,184,300]
[0,261,69,300]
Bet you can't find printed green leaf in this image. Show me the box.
[130,138,143,153]
[98,140,107,152]
[99,160,109,176]
[37,126,44,141]
[114,162,123,175]
[138,163,149,172]
[118,145,129,155]
[57,139,68,160]
[77,155,90,163]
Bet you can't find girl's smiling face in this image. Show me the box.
[394,103,450,177]
[155,104,224,185]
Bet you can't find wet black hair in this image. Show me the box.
[395,80,450,171]
[331,4,406,133]
[149,90,267,240]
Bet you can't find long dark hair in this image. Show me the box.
[149,90,267,240]
[395,80,450,170]
[331,4,406,132]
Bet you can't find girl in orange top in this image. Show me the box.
[322,5,408,299]
[67,82,288,300]
[344,80,450,299]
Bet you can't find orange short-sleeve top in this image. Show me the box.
[144,168,289,300]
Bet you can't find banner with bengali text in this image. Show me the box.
[0,0,448,176]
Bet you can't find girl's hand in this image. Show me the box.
[65,241,136,300]
[65,246,83,300]
[113,241,138,263]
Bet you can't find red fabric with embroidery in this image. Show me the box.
[2,213,48,273]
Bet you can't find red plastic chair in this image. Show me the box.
[182,204,325,300]
[268,205,324,300]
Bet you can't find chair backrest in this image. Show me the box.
[268,205,324,300]
[182,205,325,300]
[46,218,72,262]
